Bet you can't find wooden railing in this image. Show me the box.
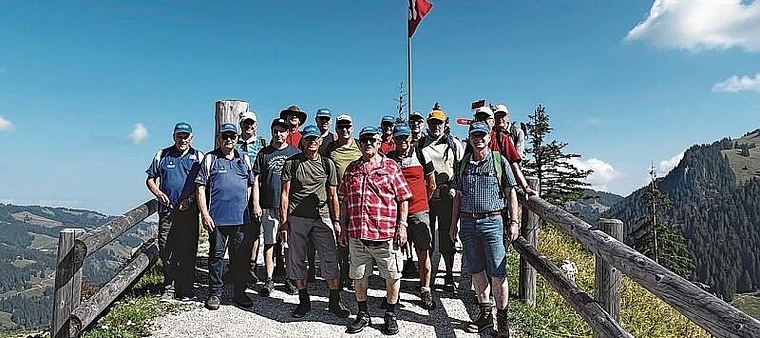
[51,200,159,338]
[514,177,760,338]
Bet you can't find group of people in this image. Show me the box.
[144,102,534,337]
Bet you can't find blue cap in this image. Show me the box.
[393,124,411,137]
[381,115,395,124]
[173,122,192,134]
[316,108,332,118]
[359,126,380,137]
[219,123,238,134]
[468,121,490,135]
[301,125,321,138]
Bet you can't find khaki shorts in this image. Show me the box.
[348,237,404,281]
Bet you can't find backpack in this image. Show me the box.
[417,134,461,172]
[457,151,505,197]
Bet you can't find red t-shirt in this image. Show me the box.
[380,138,395,155]
[489,130,521,163]
[286,130,302,148]
[388,148,434,214]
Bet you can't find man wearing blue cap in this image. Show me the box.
[146,122,204,303]
[280,125,349,319]
[449,121,519,337]
[387,123,437,310]
[315,108,337,155]
[196,123,255,310]
[379,115,396,154]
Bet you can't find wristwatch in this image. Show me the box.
[398,221,408,228]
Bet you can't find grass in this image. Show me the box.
[0,312,16,332]
[27,233,57,251]
[508,223,709,337]
[82,262,195,338]
[732,292,760,320]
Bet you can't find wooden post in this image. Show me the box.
[214,100,249,148]
[518,176,540,306]
[594,218,623,338]
[51,228,84,338]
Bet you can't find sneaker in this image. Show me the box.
[159,289,175,303]
[234,293,253,308]
[346,311,372,334]
[329,298,350,318]
[292,301,311,318]
[259,278,275,297]
[205,295,221,310]
[401,260,419,279]
[465,306,493,333]
[420,289,436,310]
[383,312,399,335]
[284,279,299,295]
[496,309,510,338]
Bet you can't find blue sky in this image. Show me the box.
[1,1,759,215]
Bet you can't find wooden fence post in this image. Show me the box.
[594,218,623,338]
[51,228,84,338]
[518,177,540,306]
[214,100,249,148]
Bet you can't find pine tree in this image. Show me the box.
[523,105,592,205]
[630,178,695,280]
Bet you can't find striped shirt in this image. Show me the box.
[454,152,517,213]
[338,156,412,241]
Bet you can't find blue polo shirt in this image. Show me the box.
[146,146,203,214]
[195,149,254,226]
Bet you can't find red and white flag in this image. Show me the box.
[408,0,433,38]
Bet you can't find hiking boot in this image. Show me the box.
[401,259,419,279]
[420,288,436,310]
[384,312,399,335]
[159,289,175,303]
[259,278,275,297]
[465,303,494,333]
[284,279,299,295]
[205,295,221,310]
[329,296,350,318]
[234,292,253,308]
[496,308,510,338]
[292,300,311,318]
[346,311,372,334]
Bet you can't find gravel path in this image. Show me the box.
[150,245,519,337]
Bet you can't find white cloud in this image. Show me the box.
[0,115,14,131]
[712,73,760,93]
[568,158,621,191]
[625,0,760,51]
[129,123,148,144]
[657,152,684,176]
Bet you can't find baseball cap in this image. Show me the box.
[301,125,321,138]
[474,106,494,118]
[427,110,446,122]
[336,114,352,124]
[492,104,509,116]
[173,122,193,134]
[316,108,332,118]
[381,115,395,124]
[359,126,380,138]
[219,123,238,134]
[409,111,424,120]
[393,124,411,138]
[469,121,490,135]
[239,111,257,123]
[271,118,290,129]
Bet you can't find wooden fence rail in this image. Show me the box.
[516,189,760,338]
[51,200,158,338]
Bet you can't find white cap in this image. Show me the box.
[336,114,352,123]
[474,106,494,118]
[493,104,509,115]
[239,111,257,123]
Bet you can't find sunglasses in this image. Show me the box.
[303,136,319,142]
[336,124,352,130]
[394,135,410,141]
[359,137,377,144]
[470,132,488,138]
[221,133,237,140]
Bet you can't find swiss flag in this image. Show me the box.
[408,0,433,38]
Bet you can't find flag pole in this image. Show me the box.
[407,32,412,121]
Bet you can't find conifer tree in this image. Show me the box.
[523,105,592,205]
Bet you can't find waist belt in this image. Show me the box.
[461,211,502,220]
[361,239,388,247]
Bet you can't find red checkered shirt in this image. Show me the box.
[338,155,412,241]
